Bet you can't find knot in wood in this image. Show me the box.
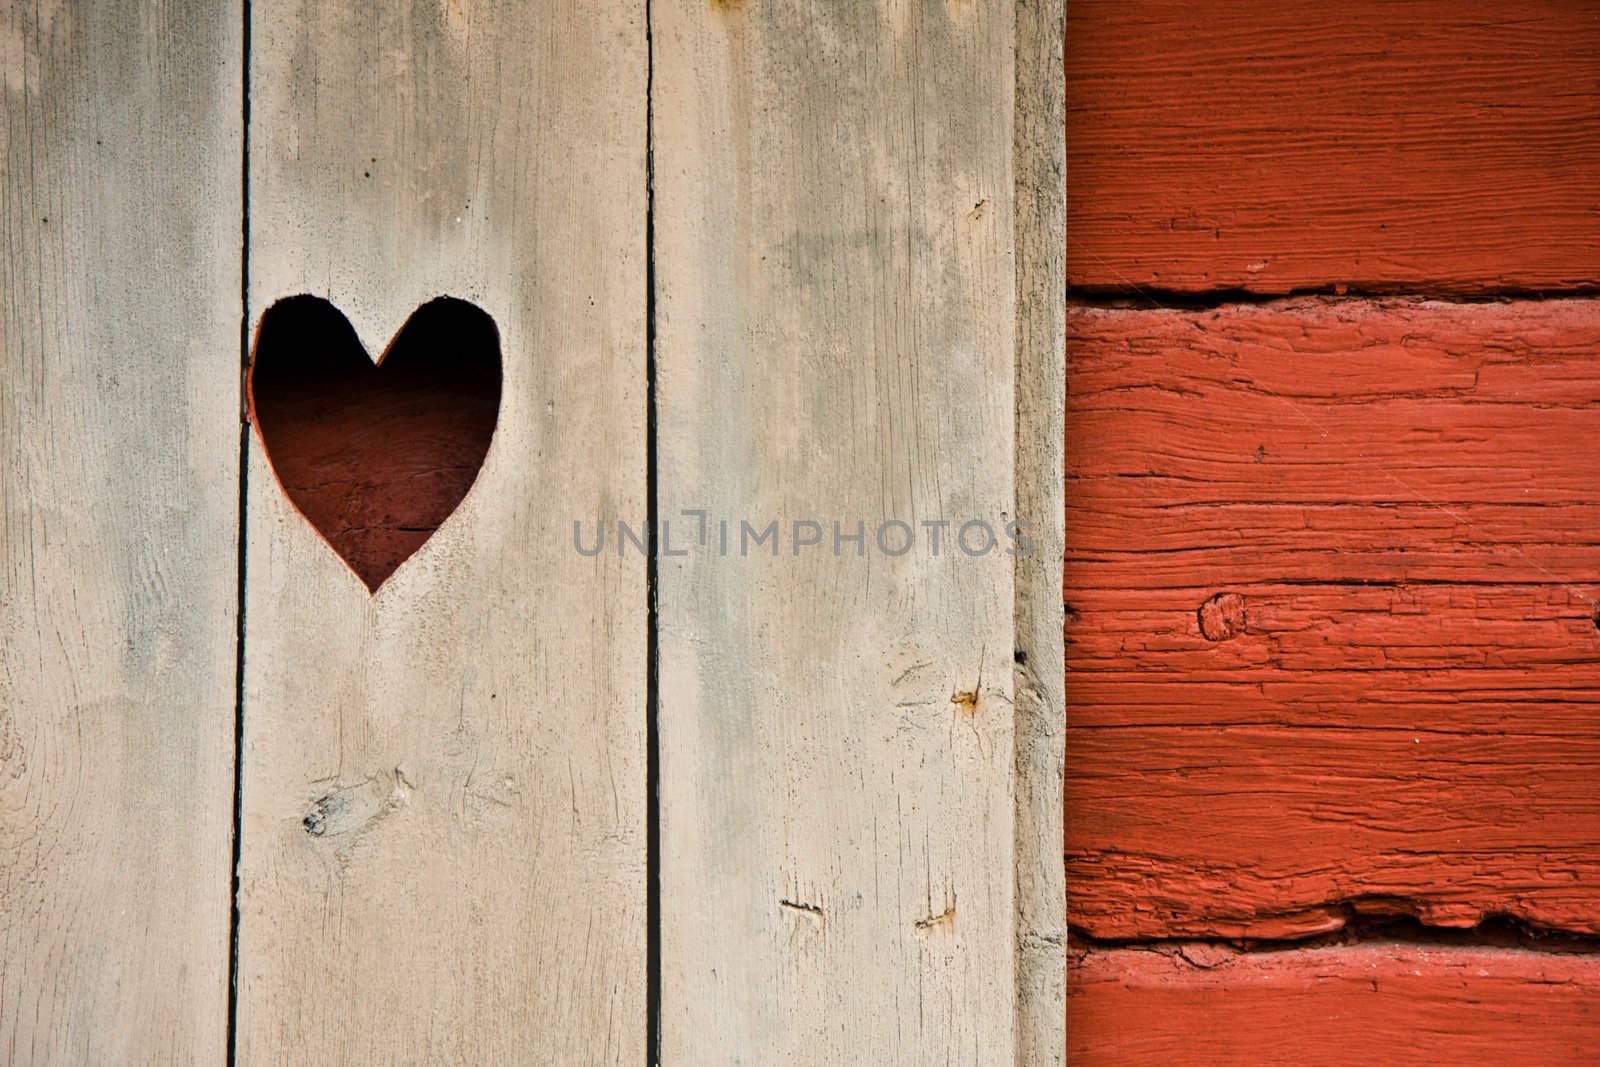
[1197,593,1247,642]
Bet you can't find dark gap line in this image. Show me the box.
[1066,284,1600,312]
[1068,912,1600,957]
[643,1,661,1064]
[226,3,251,1065]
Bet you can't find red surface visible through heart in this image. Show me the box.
[248,296,502,591]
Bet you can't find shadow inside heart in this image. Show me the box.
[249,295,502,592]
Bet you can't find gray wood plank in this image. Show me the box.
[0,1,243,1061]
[1013,1,1066,1062]
[653,1,1057,1061]
[236,2,648,1061]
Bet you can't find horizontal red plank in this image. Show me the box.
[1067,0,1600,294]
[1069,944,1600,1066]
[1068,298,1600,505]
[1068,726,1600,939]
[1065,299,1600,939]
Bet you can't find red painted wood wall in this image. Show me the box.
[1065,2,1600,1061]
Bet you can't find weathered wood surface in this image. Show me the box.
[1066,0,1600,295]
[1069,944,1600,1065]
[237,2,647,1062]
[0,1,242,1062]
[1065,299,1600,940]
[1013,0,1067,1061]
[654,0,1048,1060]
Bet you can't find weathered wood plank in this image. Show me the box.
[1066,0,1600,295]
[0,1,242,1061]
[1070,725,1600,940]
[1069,944,1600,1065]
[1013,0,1067,1061]
[1064,299,1600,940]
[654,0,1034,1060]
[236,3,647,1062]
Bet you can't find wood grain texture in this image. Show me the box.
[1013,0,1066,1062]
[0,1,241,1061]
[237,2,646,1062]
[1065,299,1600,939]
[1069,944,1600,1066]
[654,0,1028,1060]
[1066,0,1600,295]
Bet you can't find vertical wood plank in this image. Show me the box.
[0,1,242,1062]
[236,2,647,1062]
[654,2,1046,1060]
[1012,1,1066,1062]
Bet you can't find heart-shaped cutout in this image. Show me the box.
[249,296,502,592]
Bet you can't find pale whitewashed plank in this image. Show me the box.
[236,2,647,1062]
[1013,1,1066,1062]
[654,1,1041,1061]
[0,1,242,1062]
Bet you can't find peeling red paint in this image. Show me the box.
[1070,944,1600,1065]
[1066,0,1600,295]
